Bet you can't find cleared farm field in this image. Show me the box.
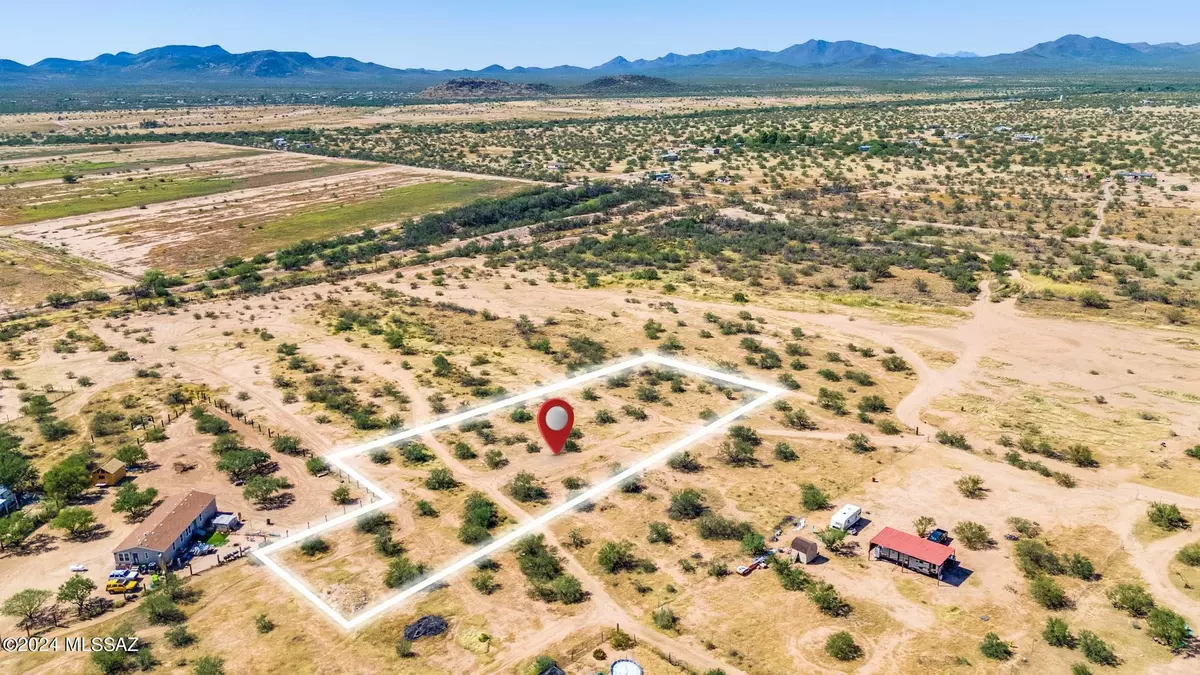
[0,152,362,226]
[147,176,522,269]
[0,143,532,274]
[0,145,264,186]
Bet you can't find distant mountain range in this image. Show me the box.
[2,35,1198,90]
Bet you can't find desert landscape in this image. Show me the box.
[0,26,1199,675]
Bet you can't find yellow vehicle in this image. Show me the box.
[106,579,138,594]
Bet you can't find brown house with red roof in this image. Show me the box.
[869,526,956,579]
[113,490,217,569]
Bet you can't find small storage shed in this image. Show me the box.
[212,513,241,533]
[90,459,127,487]
[788,536,819,564]
[869,527,956,579]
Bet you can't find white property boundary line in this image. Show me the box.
[253,354,783,630]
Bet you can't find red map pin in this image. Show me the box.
[537,398,574,455]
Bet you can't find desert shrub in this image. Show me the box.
[816,527,847,550]
[857,395,887,412]
[740,531,766,555]
[774,442,798,461]
[609,628,635,650]
[355,512,391,536]
[300,537,329,556]
[956,474,986,498]
[647,522,674,544]
[140,594,185,624]
[1147,502,1188,531]
[1065,553,1095,580]
[401,442,432,464]
[936,431,971,450]
[1146,607,1190,648]
[953,521,991,550]
[255,614,275,633]
[383,556,426,588]
[1078,630,1117,666]
[453,441,477,460]
[1043,617,1074,648]
[696,514,752,541]
[1078,291,1110,309]
[667,488,705,520]
[846,433,874,453]
[1014,539,1063,577]
[305,457,328,475]
[979,632,1013,660]
[459,492,500,544]
[817,388,846,414]
[913,516,936,538]
[652,606,677,630]
[165,624,196,647]
[807,581,850,616]
[424,468,458,490]
[772,559,811,591]
[596,541,637,573]
[1030,575,1069,609]
[667,451,702,473]
[783,409,817,430]
[395,639,414,658]
[1064,443,1099,467]
[801,483,829,511]
[1006,517,1041,538]
[1106,583,1154,617]
[484,449,508,469]
[471,570,498,595]
[825,631,862,661]
[507,471,547,502]
[1176,542,1200,567]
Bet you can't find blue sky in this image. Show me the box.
[6,0,1199,69]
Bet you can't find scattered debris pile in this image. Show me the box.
[404,615,449,641]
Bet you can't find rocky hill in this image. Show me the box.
[418,78,552,99]
[577,74,676,94]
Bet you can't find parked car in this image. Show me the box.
[928,529,949,544]
[106,578,138,594]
